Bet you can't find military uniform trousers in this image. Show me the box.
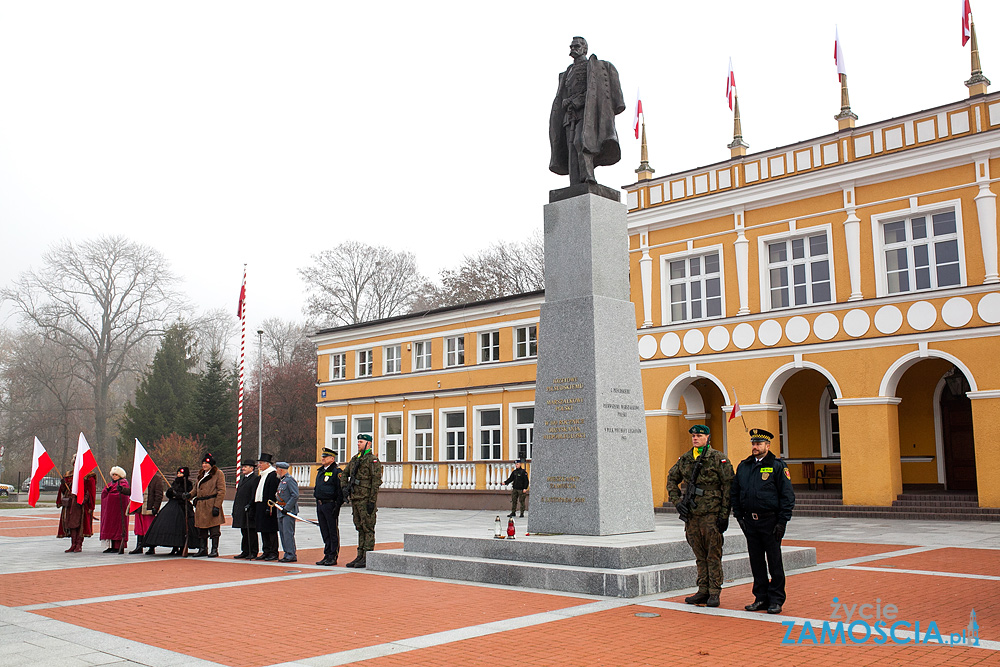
[316,499,341,562]
[352,502,377,552]
[685,513,725,595]
[510,489,527,515]
[742,512,786,605]
[277,511,296,558]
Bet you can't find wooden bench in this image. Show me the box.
[815,464,842,490]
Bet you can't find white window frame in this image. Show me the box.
[514,325,537,359]
[819,387,841,458]
[325,416,348,464]
[659,244,726,324]
[329,353,346,381]
[439,408,467,461]
[384,345,402,375]
[380,412,404,462]
[479,330,500,363]
[445,335,465,367]
[776,395,788,459]
[757,225,836,311]
[353,414,374,449]
[412,340,432,371]
[357,349,373,378]
[510,402,535,461]
[410,410,434,462]
[871,200,966,298]
[475,405,503,461]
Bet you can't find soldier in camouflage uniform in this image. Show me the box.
[343,434,382,569]
[667,424,734,607]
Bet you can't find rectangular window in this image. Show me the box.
[330,353,346,380]
[444,411,466,461]
[354,416,373,444]
[384,345,401,374]
[515,325,537,359]
[480,331,500,363]
[478,409,501,460]
[514,407,534,460]
[357,349,373,377]
[382,415,402,463]
[882,210,961,294]
[767,232,833,309]
[445,336,465,367]
[328,418,347,463]
[413,340,432,371]
[413,413,433,461]
[666,251,723,322]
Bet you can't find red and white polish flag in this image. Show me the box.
[633,89,644,139]
[71,433,97,503]
[237,269,246,319]
[28,437,55,507]
[726,58,736,111]
[834,26,848,81]
[728,389,742,423]
[962,0,973,46]
[129,439,160,513]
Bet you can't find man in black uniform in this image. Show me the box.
[503,458,529,518]
[731,428,795,615]
[313,447,343,566]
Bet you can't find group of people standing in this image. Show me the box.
[667,424,796,615]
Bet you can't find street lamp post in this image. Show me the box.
[257,329,264,458]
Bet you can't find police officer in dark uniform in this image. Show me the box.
[731,428,795,615]
[313,447,343,566]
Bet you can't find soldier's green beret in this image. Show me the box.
[688,425,710,435]
[358,434,373,442]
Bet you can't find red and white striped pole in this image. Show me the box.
[236,265,247,482]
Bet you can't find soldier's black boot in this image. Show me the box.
[129,536,144,554]
[208,536,219,558]
[346,549,365,568]
[684,592,710,605]
[706,594,720,608]
[354,550,367,569]
[344,551,361,568]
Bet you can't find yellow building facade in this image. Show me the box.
[312,91,1000,511]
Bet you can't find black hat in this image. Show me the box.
[516,457,526,464]
[749,428,774,442]
[202,453,215,465]
[177,467,190,478]
[241,460,257,468]
[258,453,273,463]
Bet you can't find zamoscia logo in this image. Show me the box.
[781,598,980,647]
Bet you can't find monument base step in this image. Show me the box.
[366,528,817,598]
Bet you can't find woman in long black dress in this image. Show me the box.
[143,467,197,555]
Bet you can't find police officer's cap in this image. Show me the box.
[688,424,710,435]
[749,428,774,442]
[358,434,373,442]
[276,461,290,470]
[321,447,336,458]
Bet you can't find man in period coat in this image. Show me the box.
[275,462,299,563]
[254,453,280,561]
[191,453,226,558]
[232,460,259,559]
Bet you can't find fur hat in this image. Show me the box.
[110,466,127,478]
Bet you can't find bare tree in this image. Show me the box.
[299,241,427,326]
[259,317,308,367]
[435,231,544,307]
[190,308,239,368]
[2,236,181,464]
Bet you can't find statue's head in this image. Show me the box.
[569,36,588,59]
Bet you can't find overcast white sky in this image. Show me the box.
[0,1,994,330]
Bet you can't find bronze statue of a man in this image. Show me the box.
[548,37,626,185]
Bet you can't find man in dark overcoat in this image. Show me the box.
[231,460,259,559]
[254,453,280,561]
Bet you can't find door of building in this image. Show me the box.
[941,383,976,491]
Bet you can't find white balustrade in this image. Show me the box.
[412,463,439,489]
[290,465,312,487]
[382,464,403,489]
[448,463,476,489]
[486,463,514,490]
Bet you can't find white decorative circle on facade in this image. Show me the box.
[732,322,756,349]
[637,335,658,359]
[874,305,903,334]
[941,297,973,328]
[683,329,705,354]
[978,292,1000,324]
[758,319,782,346]
[707,326,730,351]
[813,312,840,340]
[785,316,811,343]
[660,332,681,357]
[906,301,937,331]
[843,309,871,337]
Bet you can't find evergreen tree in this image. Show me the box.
[118,324,196,453]
[183,353,237,465]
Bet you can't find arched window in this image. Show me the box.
[819,387,841,458]
[777,394,788,458]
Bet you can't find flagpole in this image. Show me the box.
[237,265,247,482]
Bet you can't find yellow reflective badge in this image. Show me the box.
[760,467,773,473]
